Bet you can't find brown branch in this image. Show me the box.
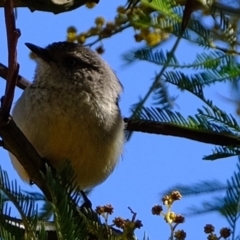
[0,117,51,200]
[124,118,240,147]
[1,62,240,148]
[0,0,99,14]
[181,0,203,31]
[1,64,240,149]
[1,0,21,120]
[5,0,15,50]
[0,0,52,201]
[0,64,51,199]
[0,63,30,89]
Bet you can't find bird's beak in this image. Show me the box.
[25,43,53,62]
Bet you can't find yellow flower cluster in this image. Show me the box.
[66,4,170,49]
[67,26,77,42]
[85,1,96,9]
[66,9,127,46]
[135,28,169,46]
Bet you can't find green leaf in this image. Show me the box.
[203,146,240,160]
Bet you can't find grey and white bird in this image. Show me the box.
[10,42,125,190]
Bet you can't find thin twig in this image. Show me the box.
[0,63,31,89]
[127,34,183,140]
[86,24,131,47]
[1,0,20,120]
[4,0,15,50]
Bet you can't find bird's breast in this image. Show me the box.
[11,86,124,189]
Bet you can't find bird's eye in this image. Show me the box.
[65,57,78,67]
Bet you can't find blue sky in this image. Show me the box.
[0,0,239,239]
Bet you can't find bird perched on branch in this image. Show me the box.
[10,41,124,190]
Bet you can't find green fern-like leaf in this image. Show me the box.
[43,163,88,240]
[123,48,179,66]
[161,180,227,197]
[134,107,238,135]
[141,0,177,19]
[0,228,17,240]
[0,167,40,240]
[164,68,239,92]
[135,107,188,126]
[185,196,226,216]
[163,71,205,99]
[152,77,177,108]
[203,146,240,160]
[124,48,232,70]
[188,19,212,44]
[162,158,240,231]
[211,9,237,46]
[221,161,240,233]
[0,200,24,240]
[198,106,240,133]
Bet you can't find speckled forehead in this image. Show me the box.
[45,42,96,57]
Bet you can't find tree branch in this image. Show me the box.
[0,118,52,200]
[0,63,30,90]
[0,0,99,14]
[1,63,240,148]
[1,0,21,120]
[0,0,52,201]
[124,118,240,147]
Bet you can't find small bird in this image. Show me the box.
[10,42,125,190]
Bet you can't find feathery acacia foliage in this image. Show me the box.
[0,164,113,240]
[70,0,240,239]
[118,0,240,161]
[2,0,240,239]
[162,157,240,239]
[122,1,240,236]
[0,163,143,239]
